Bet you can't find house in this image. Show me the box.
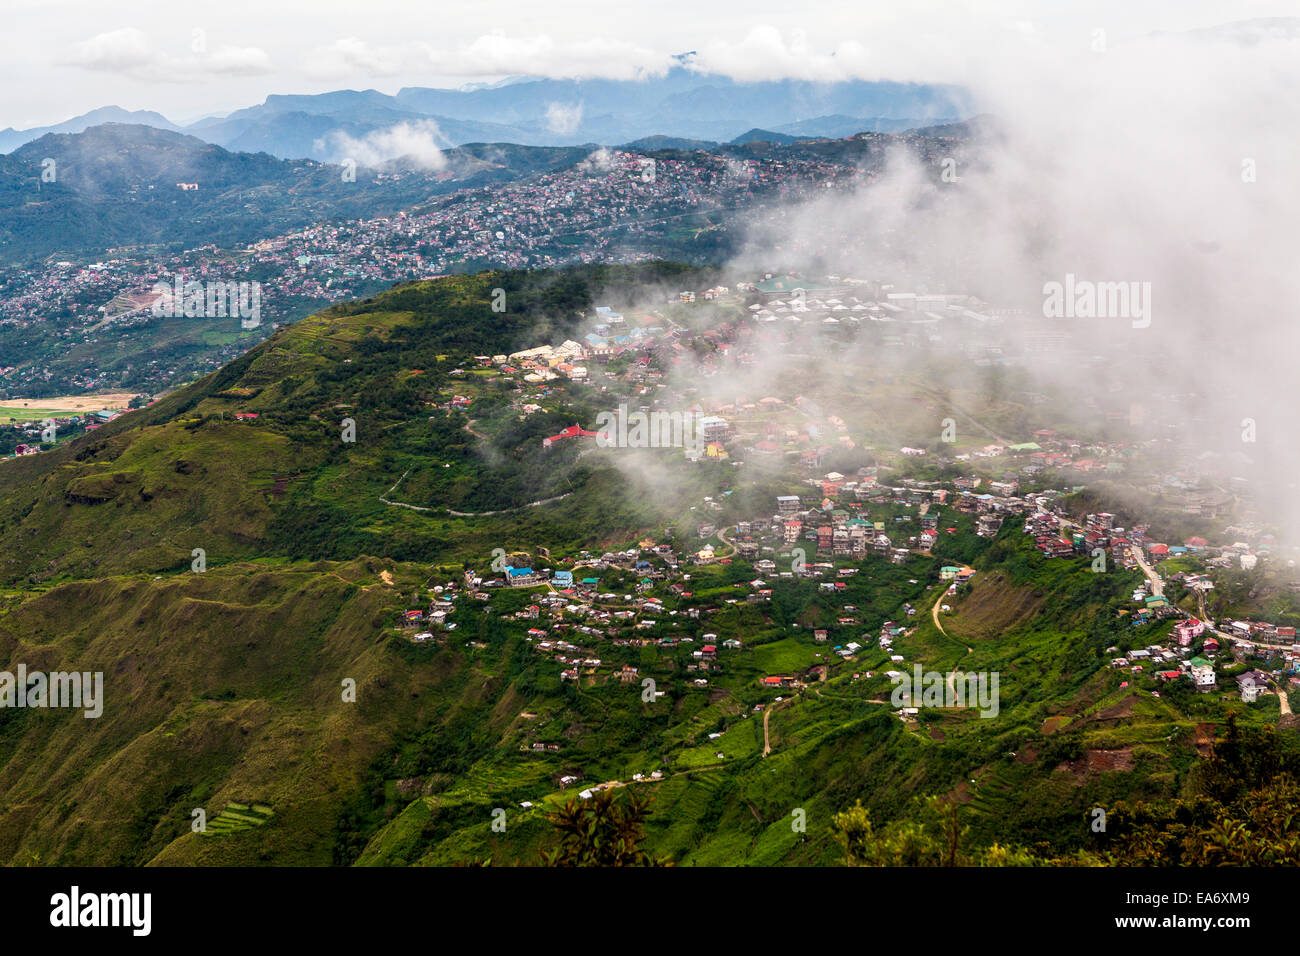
[543,424,602,449]
[813,629,828,643]
[506,566,541,587]
[1190,664,1217,693]
[1174,619,1205,646]
[1236,670,1269,702]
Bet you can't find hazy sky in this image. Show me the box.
[1,0,1294,127]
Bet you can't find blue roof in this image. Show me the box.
[506,566,534,577]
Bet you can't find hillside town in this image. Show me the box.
[0,149,858,398]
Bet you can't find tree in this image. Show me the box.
[832,796,1094,867]
[1100,712,1300,865]
[540,789,670,867]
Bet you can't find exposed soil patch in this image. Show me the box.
[1094,696,1136,722]
[1056,747,1135,781]
[1041,715,1070,734]
[944,570,1046,643]
[1194,721,1217,755]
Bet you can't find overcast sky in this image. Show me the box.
[1,0,1294,127]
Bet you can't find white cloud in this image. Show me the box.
[302,37,404,79]
[317,119,448,169]
[66,28,271,83]
[301,32,674,81]
[544,101,583,134]
[725,21,1300,537]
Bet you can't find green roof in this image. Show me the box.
[755,277,836,294]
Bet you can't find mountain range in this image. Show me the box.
[0,69,973,161]
[0,124,594,263]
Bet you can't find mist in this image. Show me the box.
[703,19,1300,545]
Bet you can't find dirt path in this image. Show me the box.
[446,494,571,516]
[931,587,949,636]
[379,467,571,515]
[762,696,795,757]
[714,524,737,558]
[905,379,1011,446]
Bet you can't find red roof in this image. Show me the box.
[544,424,603,444]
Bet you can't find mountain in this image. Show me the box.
[770,115,937,138]
[0,72,973,162]
[0,265,1286,866]
[619,135,719,151]
[393,70,974,148]
[4,70,972,162]
[728,128,812,146]
[0,124,590,263]
[0,106,178,154]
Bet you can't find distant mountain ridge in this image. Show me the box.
[0,106,178,153]
[0,124,592,263]
[1,69,973,160]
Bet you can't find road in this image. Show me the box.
[931,586,949,636]
[904,378,1012,446]
[1130,545,1164,598]
[714,524,738,559]
[762,695,796,757]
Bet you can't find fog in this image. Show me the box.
[588,19,1300,545]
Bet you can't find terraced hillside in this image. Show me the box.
[0,265,1291,866]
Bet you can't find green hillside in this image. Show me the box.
[0,265,1291,866]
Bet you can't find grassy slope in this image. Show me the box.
[0,267,1281,866]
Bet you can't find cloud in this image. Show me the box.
[717,19,1300,539]
[302,37,404,79]
[544,101,583,135]
[302,32,674,81]
[577,147,616,173]
[66,28,271,82]
[317,119,448,169]
[683,25,879,82]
